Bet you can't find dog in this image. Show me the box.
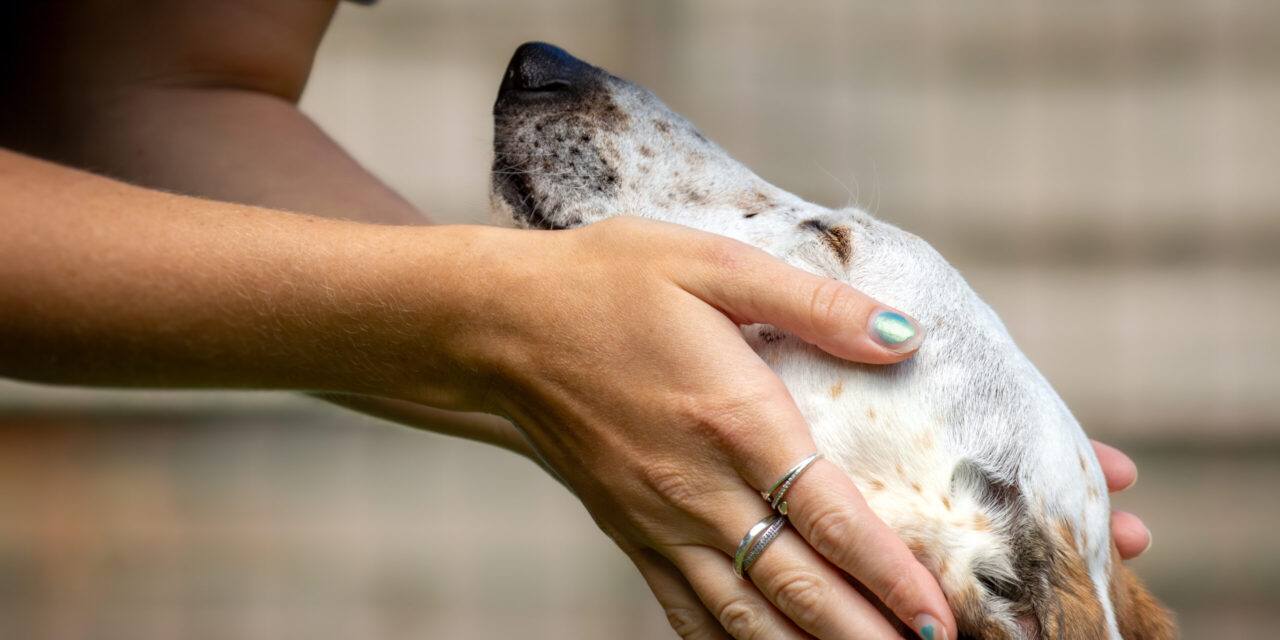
[488,42,1175,639]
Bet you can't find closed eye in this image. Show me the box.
[975,570,1024,603]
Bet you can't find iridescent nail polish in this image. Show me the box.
[912,614,947,640]
[870,310,922,352]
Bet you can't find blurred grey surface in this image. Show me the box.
[3,1,1278,638]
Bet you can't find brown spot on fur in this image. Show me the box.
[798,219,853,264]
[652,119,671,134]
[639,145,654,157]
[679,187,707,205]
[758,327,786,343]
[867,407,877,421]
[973,513,992,531]
[1087,485,1100,500]
[734,190,776,213]
[866,478,884,491]
[911,482,922,493]
[942,496,952,510]
[919,430,935,450]
[907,539,928,559]
[742,211,759,218]
[895,463,905,477]
[1079,452,1087,471]
[1109,547,1177,639]
[829,380,844,398]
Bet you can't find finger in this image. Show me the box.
[743,523,905,639]
[779,460,957,640]
[1112,509,1152,560]
[673,241,924,364]
[1091,440,1138,492]
[668,545,808,640]
[628,548,733,640]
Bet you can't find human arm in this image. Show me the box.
[0,0,530,452]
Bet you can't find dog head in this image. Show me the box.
[490,42,1174,640]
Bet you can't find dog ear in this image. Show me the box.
[1036,521,1108,638]
[1108,551,1177,639]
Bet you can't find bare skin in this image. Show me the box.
[0,2,1149,638]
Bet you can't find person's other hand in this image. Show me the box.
[1091,440,1153,559]
[427,217,954,640]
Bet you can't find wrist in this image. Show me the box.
[319,223,533,411]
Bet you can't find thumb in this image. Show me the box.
[677,242,925,365]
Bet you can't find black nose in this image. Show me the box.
[496,42,599,106]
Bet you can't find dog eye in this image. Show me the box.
[975,570,1023,603]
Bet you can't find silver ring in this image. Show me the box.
[732,513,788,580]
[761,453,822,515]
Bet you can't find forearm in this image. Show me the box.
[0,0,527,449]
[0,149,490,406]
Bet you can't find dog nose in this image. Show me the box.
[497,42,596,101]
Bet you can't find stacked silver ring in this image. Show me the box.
[732,513,788,579]
[761,453,822,516]
[732,453,823,580]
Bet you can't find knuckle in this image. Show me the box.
[695,235,757,278]
[806,278,857,337]
[641,460,709,515]
[675,388,760,457]
[876,558,923,616]
[802,504,857,563]
[665,606,713,639]
[769,569,829,630]
[717,597,768,640]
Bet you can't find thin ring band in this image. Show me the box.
[732,513,788,579]
[762,453,822,515]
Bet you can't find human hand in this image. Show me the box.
[421,217,955,640]
[1091,440,1152,559]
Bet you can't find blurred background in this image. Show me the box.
[2,0,1278,637]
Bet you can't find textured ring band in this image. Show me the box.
[732,513,788,580]
[762,453,822,515]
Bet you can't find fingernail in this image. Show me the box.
[1142,527,1153,554]
[870,310,923,353]
[913,614,948,640]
